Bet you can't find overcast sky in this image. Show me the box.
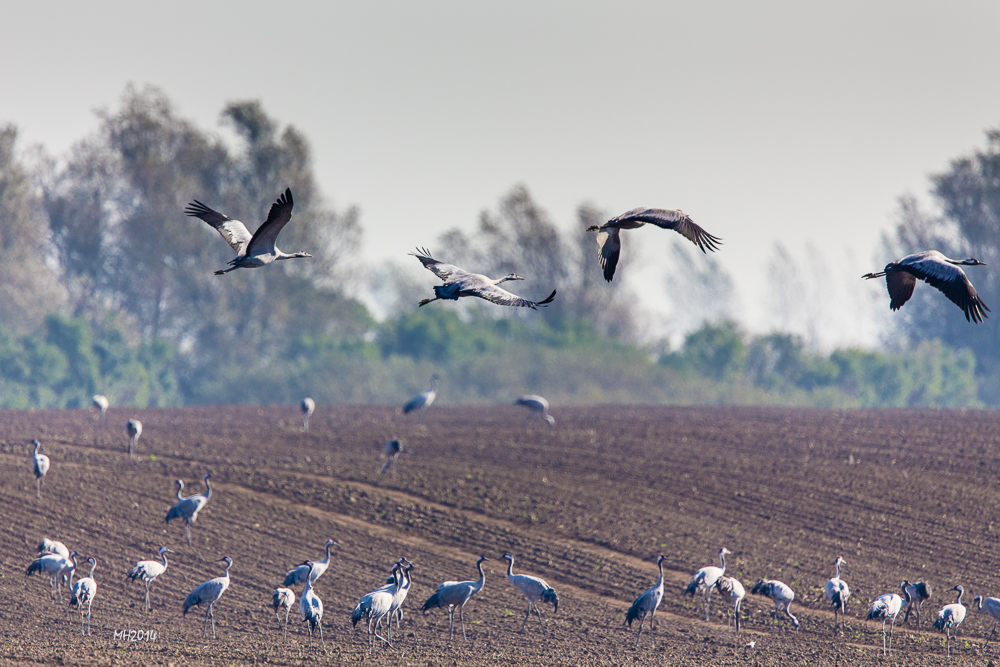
[2,1,998,347]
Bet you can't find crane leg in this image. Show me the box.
[37,478,42,499]
[735,601,741,635]
[459,603,468,641]
[87,599,93,636]
[319,622,326,652]
[881,618,887,656]
[446,607,454,641]
[186,523,192,547]
[986,622,998,646]
[520,604,531,633]
[145,581,151,612]
[634,614,645,648]
[534,603,544,627]
[283,608,289,640]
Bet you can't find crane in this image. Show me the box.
[973,594,1000,645]
[381,439,403,474]
[411,248,557,310]
[422,555,488,641]
[715,576,746,634]
[684,547,731,621]
[127,546,173,613]
[867,583,908,656]
[352,560,403,633]
[27,549,78,604]
[31,439,49,499]
[625,555,665,648]
[750,579,798,634]
[38,538,70,559]
[301,398,315,432]
[70,556,98,636]
[502,552,559,633]
[284,539,337,587]
[272,587,296,640]
[586,207,722,282]
[404,375,438,415]
[298,561,326,651]
[933,585,967,656]
[185,187,312,275]
[901,580,932,626]
[825,556,850,634]
[165,473,212,546]
[183,556,232,639]
[514,395,555,426]
[354,562,403,651]
[387,561,415,637]
[92,394,109,425]
[126,419,142,458]
[863,251,989,322]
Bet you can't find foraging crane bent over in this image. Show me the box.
[404,375,438,415]
[32,440,49,499]
[183,557,232,639]
[165,473,212,546]
[381,439,403,474]
[502,552,559,633]
[422,555,488,641]
[284,539,337,587]
[92,395,109,425]
[587,207,722,282]
[750,579,798,633]
[38,538,70,559]
[715,576,746,634]
[301,398,315,431]
[354,563,402,651]
[863,251,989,323]
[685,547,731,621]
[867,583,908,656]
[626,555,665,648]
[185,187,312,275]
[273,587,295,640]
[933,585,967,656]
[127,547,173,613]
[901,580,932,626]
[411,248,557,310]
[825,556,850,634]
[27,550,78,604]
[298,562,326,651]
[515,395,555,426]
[973,595,1000,645]
[70,557,98,636]
[125,419,142,458]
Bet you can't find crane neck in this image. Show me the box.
[834,560,841,579]
[655,559,664,588]
[955,588,964,605]
[88,560,97,578]
[322,542,334,563]
[505,557,514,577]
[33,441,41,454]
[475,559,486,589]
[202,475,212,499]
[718,550,727,572]
[176,481,185,501]
[160,552,169,567]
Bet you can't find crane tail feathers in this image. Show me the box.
[422,592,442,613]
[543,588,559,613]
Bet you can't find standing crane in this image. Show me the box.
[185,187,313,275]
[867,583,909,656]
[586,207,722,282]
[933,585,967,656]
[272,587,296,640]
[381,439,403,474]
[863,251,989,322]
[973,594,1000,645]
[901,580,932,626]
[183,556,232,639]
[422,555,488,641]
[514,395,555,426]
[38,538,70,559]
[715,576,746,634]
[70,556,98,636]
[625,555,665,648]
[165,473,212,546]
[354,563,403,651]
[502,552,559,633]
[284,539,337,587]
[31,439,49,499]
[352,561,405,639]
[411,248,557,310]
[27,550,78,604]
[92,395,109,425]
[825,556,850,634]
[750,579,798,633]
[127,546,173,612]
[298,561,326,651]
[125,419,142,458]
[388,561,415,637]
[684,547,731,621]
[404,375,438,414]
[301,398,315,431]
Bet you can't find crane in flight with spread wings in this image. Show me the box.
[411,248,556,310]
[863,250,989,323]
[185,188,312,275]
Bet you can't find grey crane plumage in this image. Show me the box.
[127,546,173,613]
[514,395,555,426]
[750,579,798,634]
[867,583,909,656]
[31,439,49,499]
[70,557,98,636]
[284,539,337,587]
[381,439,403,474]
[185,188,312,275]
[863,250,989,322]
[125,419,142,458]
[183,556,232,639]
[684,547,730,622]
[715,576,746,634]
[92,394,109,425]
[587,207,722,282]
[298,561,326,651]
[503,552,559,633]
[272,587,296,640]
[387,561,414,636]
[411,248,557,310]
[404,375,438,415]
[626,555,665,648]
[38,538,70,559]
[933,585,967,656]
[165,473,212,546]
[825,556,850,634]
[300,397,315,432]
[353,562,404,651]
[901,580,932,626]
[422,555,488,641]
[974,594,1000,645]
[27,549,78,604]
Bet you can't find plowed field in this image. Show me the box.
[2,405,1000,665]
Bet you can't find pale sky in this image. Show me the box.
[2,1,998,348]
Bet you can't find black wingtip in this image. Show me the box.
[536,289,557,307]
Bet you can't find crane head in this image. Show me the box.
[504,273,524,282]
[656,555,665,564]
[720,547,732,556]
[159,547,174,555]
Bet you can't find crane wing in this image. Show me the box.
[902,261,990,323]
[885,271,917,311]
[468,285,557,309]
[410,247,471,283]
[612,207,722,253]
[185,200,253,256]
[595,228,621,282]
[245,188,295,257]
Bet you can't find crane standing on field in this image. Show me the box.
[27,549,78,604]
[32,440,49,499]
[685,547,731,621]
[502,552,559,633]
[422,556,488,641]
[404,375,438,415]
[300,397,315,431]
[92,395,109,425]
[165,473,212,546]
[355,563,402,652]
[298,561,326,651]
[272,587,296,640]
[867,583,908,656]
[352,560,406,643]
[626,555,665,648]
[901,580,932,626]
[381,439,403,474]
[284,539,337,587]
[973,594,1000,645]
[933,585,967,657]
[127,546,173,613]
[514,395,555,426]
[125,419,142,458]
[825,556,850,634]
[183,557,232,639]
[715,576,746,634]
[750,579,798,633]
[70,557,98,636]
